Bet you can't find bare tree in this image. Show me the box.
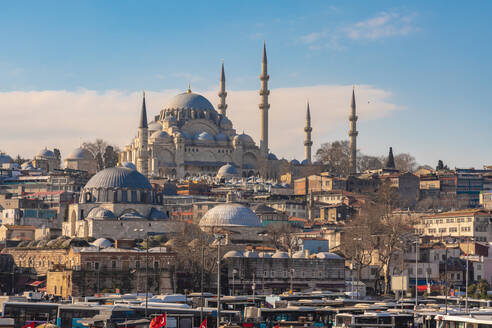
[83,139,120,171]
[315,140,352,176]
[394,153,417,172]
[358,155,383,172]
[266,223,300,252]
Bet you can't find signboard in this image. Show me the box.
[391,275,408,291]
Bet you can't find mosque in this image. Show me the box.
[118,44,316,179]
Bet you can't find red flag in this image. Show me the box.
[200,318,207,328]
[150,314,166,328]
[22,323,35,328]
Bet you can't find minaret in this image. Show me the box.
[304,101,313,164]
[259,42,270,157]
[137,91,149,177]
[349,87,358,175]
[218,61,228,116]
[385,147,396,169]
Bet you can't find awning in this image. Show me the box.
[28,280,45,287]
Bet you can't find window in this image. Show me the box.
[95,262,100,271]
[112,260,116,269]
[154,261,159,269]
[263,271,268,277]
[86,262,92,270]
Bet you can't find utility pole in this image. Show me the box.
[145,233,149,318]
[415,238,419,311]
[445,244,448,315]
[200,238,204,324]
[215,234,225,328]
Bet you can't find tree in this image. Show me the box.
[394,153,417,172]
[13,155,28,165]
[83,139,109,158]
[358,155,383,172]
[436,160,449,171]
[95,153,104,171]
[103,146,118,168]
[265,222,300,252]
[53,148,61,168]
[315,140,352,176]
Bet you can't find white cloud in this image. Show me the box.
[345,12,417,40]
[0,85,399,161]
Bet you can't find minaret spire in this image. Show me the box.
[218,61,228,116]
[349,86,358,175]
[139,91,148,128]
[259,41,270,157]
[137,91,149,177]
[304,101,313,165]
[385,147,396,169]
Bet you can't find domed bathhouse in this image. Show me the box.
[119,45,283,179]
[63,166,183,240]
[64,147,97,174]
[32,147,60,172]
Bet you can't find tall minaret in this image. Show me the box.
[218,61,228,116]
[349,87,358,175]
[137,91,149,177]
[304,101,313,164]
[259,42,270,157]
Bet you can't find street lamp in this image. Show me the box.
[214,234,225,328]
[134,228,144,295]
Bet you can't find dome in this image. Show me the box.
[292,250,307,259]
[272,251,290,259]
[223,250,244,258]
[148,121,161,132]
[290,159,300,165]
[84,167,152,190]
[92,238,113,248]
[194,131,214,142]
[86,207,116,220]
[165,92,215,111]
[149,207,169,220]
[67,148,94,160]
[301,159,308,165]
[119,209,146,220]
[237,133,255,145]
[120,162,137,170]
[316,252,342,260]
[215,133,228,142]
[258,252,272,258]
[151,130,170,140]
[199,203,262,227]
[0,154,12,165]
[216,164,239,179]
[243,251,259,258]
[219,117,232,129]
[37,148,56,158]
[21,162,34,170]
[268,153,278,161]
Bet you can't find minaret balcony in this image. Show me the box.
[218,91,227,97]
[304,127,312,132]
[348,131,359,137]
[304,141,313,146]
[259,89,270,96]
[349,115,358,121]
[259,103,270,110]
[259,73,270,80]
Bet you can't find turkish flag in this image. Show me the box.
[150,313,167,328]
[200,318,207,328]
[22,323,35,328]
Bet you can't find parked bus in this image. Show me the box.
[1,302,59,328]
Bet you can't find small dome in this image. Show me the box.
[119,210,146,220]
[180,131,192,139]
[268,153,278,160]
[215,133,228,142]
[199,203,262,227]
[84,167,152,190]
[316,252,342,260]
[86,207,116,220]
[290,159,300,165]
[92,238,113,248]
[67,148,94,160]
[194,131,214,142]
[149,207,168,220]
[120,162,137,170]
[301,159,308,165]
[244,251,259,258]
[0,153,12,165]
[21,162,34,170]
[258,252,272,258]
[37,148,56,158]
[219,117,232,129]
[272,251,290,259]
[148,121,162,132]
[216,164,239,179]
[151,130,170,140]
[236,133,255,145]
[292,250,307,259]
[165,92,215,111]
[223,250,244,258]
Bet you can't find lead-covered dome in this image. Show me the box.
[67,147,94,160]
[199,203,262,227]
[216,164,239,179]
[0,153,12,165]
[86,207,116,220]
[194,131,214,142]
[85,167,152,189]
[37,148,56,158]
[165,92,215,111]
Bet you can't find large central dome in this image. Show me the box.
[165,91,215,111]
[199,203,262,227]
[84,167,152,190]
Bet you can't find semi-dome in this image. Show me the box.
[37,148,56,158]
[0,154,12,165]
[199,203,262,227]
[219,117,232,129]
[223,250,244,258]
[244,251,259,258]
[272,251,290,259]
[258,252,272,258]
[67,147,94,160]
[86,207,116,220]
[149,207,169,220]
[236,133,255,145]
[316,252,342,260]
[215,133,228,142]
[120,162,137,170]
[84,167,152,190]
[216,164,239,179]
[151,130,170,140]
[194,131,214,142]
[148,121,161,132]
[165,92,215,111]
[92,238,113,248]
[268,153,278,161]
[290,159,300,165]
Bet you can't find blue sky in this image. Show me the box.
[0,1,490,168]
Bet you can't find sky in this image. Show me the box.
[0,1,490,168]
